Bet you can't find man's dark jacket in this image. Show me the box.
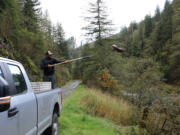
[40,58,63,76]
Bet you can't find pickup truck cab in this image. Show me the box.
[0,57,62,135]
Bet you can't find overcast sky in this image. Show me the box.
[39,0,168,46]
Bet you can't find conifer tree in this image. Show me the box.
[83,0,113,45]
[154,6,161,22]
[144,15,152,38]
[151,1,173,57]
[54,23,69,59]
[22,0,40,32]
[167,0,180,81]
[161,0,173,43]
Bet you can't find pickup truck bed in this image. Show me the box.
[35,88,62,135]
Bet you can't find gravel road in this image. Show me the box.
[61,80,81,98]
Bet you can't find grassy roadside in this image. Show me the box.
[59,85,141,135]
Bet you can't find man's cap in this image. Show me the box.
[46,51,53,55]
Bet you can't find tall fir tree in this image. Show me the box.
[154,6,161,22]
[144,15,152,38]
[161,0,173,43]
[167,0,180,82]
[151,0,173,58]
[22,0,40,32]
[54,23,69,59]
[83,0,113,45]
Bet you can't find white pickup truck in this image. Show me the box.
[0,57,63,135]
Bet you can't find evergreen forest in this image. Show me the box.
[0,0,179,134]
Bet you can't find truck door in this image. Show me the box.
[0,62,19,135]
[5,63,37,135]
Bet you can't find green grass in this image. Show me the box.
[59,85,122,135]
[59,85,142,135]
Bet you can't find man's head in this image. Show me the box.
[45,51,53,58]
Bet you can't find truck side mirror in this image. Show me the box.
[0,77,10,112]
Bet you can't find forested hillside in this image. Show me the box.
[0,0,75,85]
[75,0,180,86]
[73,0,180,134]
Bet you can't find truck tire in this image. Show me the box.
[44,113,59,135]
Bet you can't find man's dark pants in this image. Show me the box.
[43,74,56,89]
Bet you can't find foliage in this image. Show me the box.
[145,97,180,135]
[56,66,71,87]
[82,0,113,45]
[0,0,73,84]
[144,15,152,38]
[74,1,180,134]
[118,57,163,107]
[80,88,137,126]
[22,0,40,32]
[97,69,119,94]
[60,85,124,135]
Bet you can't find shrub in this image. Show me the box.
[56,67,71,87]
[98,69,120,94]
[80,88,138,126]
[145,97,180,135]
[118,57,164,107]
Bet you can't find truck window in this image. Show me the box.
[8,64,27,94]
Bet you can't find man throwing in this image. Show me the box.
[40,51,68,89]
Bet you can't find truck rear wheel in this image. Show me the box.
[52,113,59,135]
[44,113,59,135]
